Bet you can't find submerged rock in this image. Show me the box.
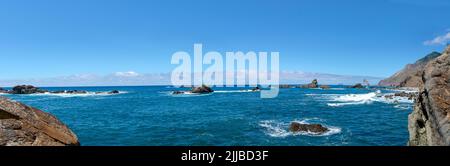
[191,85,214,94]
[289,122,329,134]
[0,97,79,146]
[301,79,319,88]
[279,84,295,89]
[408,45,450,146]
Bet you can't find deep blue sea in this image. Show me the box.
[1,86,413,146]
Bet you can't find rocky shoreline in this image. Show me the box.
[0,97,79,146]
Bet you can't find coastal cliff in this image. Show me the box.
[0,97,79,146]
[379,51,441,87]
[408,45,450,146]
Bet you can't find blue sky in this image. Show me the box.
[1,0,450,81]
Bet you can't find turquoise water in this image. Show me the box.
[1,86,412,146]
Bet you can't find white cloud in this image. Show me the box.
[0,71,383,87]
[424,32,450,46]
[114,71,140,77]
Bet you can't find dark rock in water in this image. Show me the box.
[279,84,295,89]
[10,85,47,94]
[251,87,260,91]
[191,85,214,94]
[350,83,364,89]
[51,90,87,94]
[172,91,185,95]
[0,97,79,146]
[108,90,120,94]
[289,122,329,134]
[379,51,441,87]
[319,85,330,89]
[301,79,319,88]
[408,45,450,146]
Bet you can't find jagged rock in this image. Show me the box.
[379,51,441,87]
[408,45,450,146]
[10,85,47,94]
[301,79,319,88]
[0,97,79,146]
[191,85,214,94]
[289,122,329,134]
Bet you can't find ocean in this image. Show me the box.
[0,86,413,146]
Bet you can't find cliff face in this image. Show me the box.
[0,97,79,146]
[408,45,450,146]
[379,51,441,87]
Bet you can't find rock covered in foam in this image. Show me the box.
[0,97,79,146]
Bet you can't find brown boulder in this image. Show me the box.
[301,79,319,88]
[289,122,329,134]
[0,97,79,146]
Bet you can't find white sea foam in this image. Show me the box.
[259,119,341,138]
[326,91,414,107]
[28,91,127,98]
[214,90,257,93]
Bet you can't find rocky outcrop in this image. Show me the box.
[301,79,319,88]
[379,51,441,87]
[349,83,364,89]
[191,85,214,94]
[289,122,329,134]
[408,45,450,146]
[11,85,48,94]
[0,97,79,146]
[0,87,7,93]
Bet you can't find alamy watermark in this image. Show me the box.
[171,44,279,98]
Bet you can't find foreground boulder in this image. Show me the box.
[289,122,329,134]
[408,45,450,146]
[0,97,79,146]
[191,85,214,94]
[301,79,319,88]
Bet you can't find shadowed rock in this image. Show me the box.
[0,97,79,146]
[10,85,47,94]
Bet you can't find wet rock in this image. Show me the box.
[172,91,185,95]
[191,85,214,94]
[408,45,450,146]
[0,97,79,146]
[251,87,260,91]
[289,122,329,134]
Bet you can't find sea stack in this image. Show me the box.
[408,45,450,146]
[0,97,79,146]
